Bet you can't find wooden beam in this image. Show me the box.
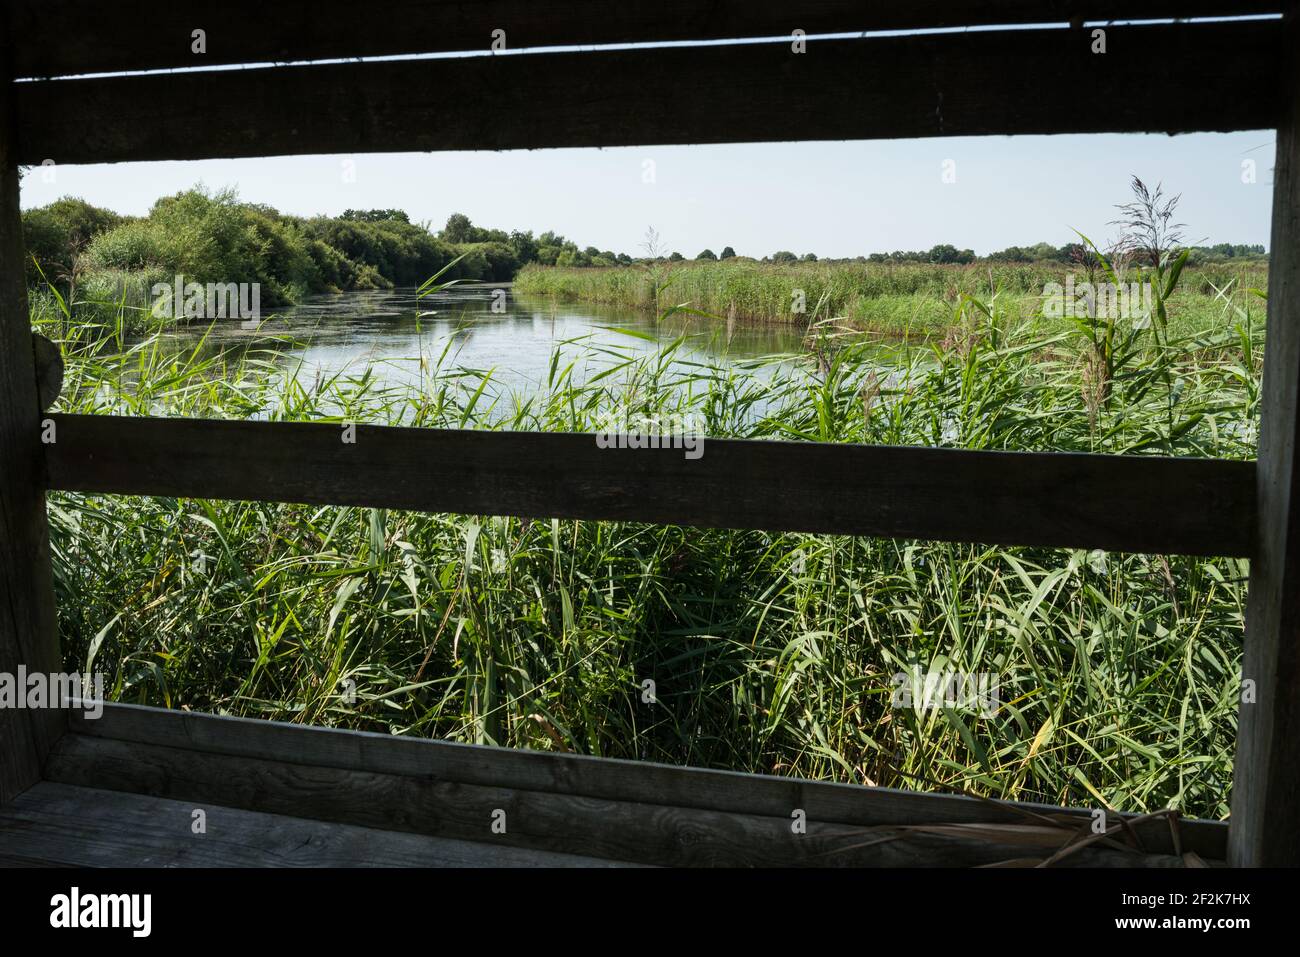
[0,69,65,803]
[4,1,1281,79]
[1230,7,1300,868]
[44,727,1208,866]
[12,21,1281,165]
[0,782,641,867]
[67,704,1229,859]
[43,414,1256,557]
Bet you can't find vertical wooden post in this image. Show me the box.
[0,62,64,803]
[1230,5,1300,867]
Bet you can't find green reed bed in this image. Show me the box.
[515,259,1267,340]
[38,276,1262,820]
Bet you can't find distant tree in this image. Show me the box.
[669,251,685,261]
[1191,242,1266,261]
[771,250,797,263]
[696,248,717,260]
[801,252,818,262]
[472,241,521,281]
[720,246,737,259]
[1057,242,1086,264]
[927,243,975,265]
[442,213,476,243]
[508,229,538,264]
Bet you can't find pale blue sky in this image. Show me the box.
[20,132,1275,258]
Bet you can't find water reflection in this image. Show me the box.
[139,285,811,397]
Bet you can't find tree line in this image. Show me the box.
[22,187,1267,312]
[21,188,641,305]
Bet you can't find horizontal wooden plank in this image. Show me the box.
[44,730,1199,866]
[43,414,1255,556]
[0,781,640,867]
[65,704,1230,859]
[13,21,1281,165]
[5,1,1281,79]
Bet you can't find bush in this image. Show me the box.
[83,219,168,274]
[26,189,655,328]
[22,197,122,285]
[467,241,521,282]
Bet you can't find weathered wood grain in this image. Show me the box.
[4,1,1281,78]
[0,55,64,804]
[41,414,1256,556]
[0,781,642,867]
[67,704,1229,860]
[12,22,1281,165]
[32,334,64,413]
[1230,6,1300,868]
[44,731,1196,867]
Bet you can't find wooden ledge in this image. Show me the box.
[6,704,1226,867]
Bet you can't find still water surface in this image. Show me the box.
[147,286,814,401]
